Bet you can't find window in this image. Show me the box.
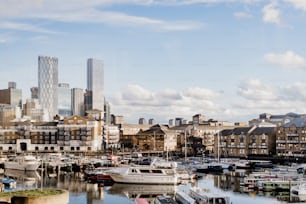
[35,147,39,151]
[44,147,48,150]
[76,147,80,151]
[71,147,75,151]
[60,147,64,151]
[51,146,54,150]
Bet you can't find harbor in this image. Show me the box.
[1,153,306,203]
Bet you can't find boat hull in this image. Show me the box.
[4,162,40,171]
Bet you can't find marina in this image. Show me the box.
[1,154,306,203]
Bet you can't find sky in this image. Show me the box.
[1,0,306,124]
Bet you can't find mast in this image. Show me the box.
[184,130,187,162]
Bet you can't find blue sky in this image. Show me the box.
[1,0,306,124]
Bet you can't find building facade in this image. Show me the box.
[0,83,22,108]
[38,56,58,121]
[86,58,104,114]
[58,83,72,117]
[72,88,84,116]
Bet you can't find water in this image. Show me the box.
[1,170,302,204]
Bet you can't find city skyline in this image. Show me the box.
[1,0,306,123]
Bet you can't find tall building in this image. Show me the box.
[0,82,22,108]
[85,58,104,114]
[31,87,39,99]
[72,88,84,116]
[58,83,72,117]
[38,56,58,121]
[104,100,111,124]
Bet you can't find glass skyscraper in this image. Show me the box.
[58,83,72,117]
[86,58,104,112]
[38,56,58,121]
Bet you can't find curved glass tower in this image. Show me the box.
[38,56,58,121]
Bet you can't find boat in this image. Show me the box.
[189,187,230,204]
[84,166,114,184]
[154,195,178,204]
[175,191,196,204]
[291,183,306,196]
[107,165,181,185]
[4,155,40,171]
[1,178,17,189]
[257,179,301,192]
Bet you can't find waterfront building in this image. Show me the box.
[0,82,22,108]
[136,124,177,152]
[85,58,104,118]
[58,83,72,117]
[276,118,306,157]
[71,88,84,116]
[119,123,151,150]
[249,112,306,127]
[57,115,102,151]
[103,124,120,149]
[218,126,276,158]
[38,56,58,121]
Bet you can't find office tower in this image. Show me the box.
[72,88,84,116]
[0,82,22,108]
[38,56,58,121]
[104,100,111,124]
[0,104,16,126]
[58,83,72,117]
[85,58,104,113]
[31,87,39,99]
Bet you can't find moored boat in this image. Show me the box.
[4,155,40,171]
[189,187,230,204]
[175,191,196,204]
[107,165,181,185]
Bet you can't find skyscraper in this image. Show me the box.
[58,83,72,117]
[38,56,58,121]
[72,88,84,116]
[85,58,104,114]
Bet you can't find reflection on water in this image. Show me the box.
[108,183,177,202]
[2,169,306,204]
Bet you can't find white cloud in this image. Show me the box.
[234,12,253,18]
[264,50,306,68]
[285,0,306,11]
[262,1,281,24]
[0,1,203,31]
[0,21,58,34]
[237,79,278,100]
[109,84,223,123]
[280,82,306,101]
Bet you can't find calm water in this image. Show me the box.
[1,169,302,204]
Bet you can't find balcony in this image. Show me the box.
[276,140,286,143]
[276,147,286,150]
[287,140,299,143]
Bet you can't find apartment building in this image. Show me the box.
[218,126,276,158]
[276,118,306,157]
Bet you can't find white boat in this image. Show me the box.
[189,187,230,204]
[107,165,181,185]
[4,155,40,171]
[291,183,306,196]
[175,191,196,204]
